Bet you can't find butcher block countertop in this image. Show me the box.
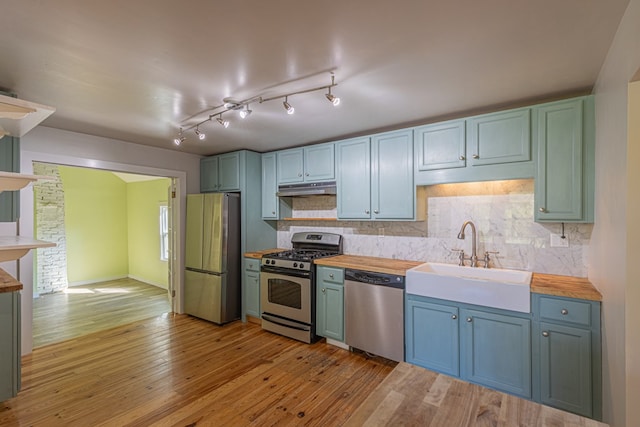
[345,362,608,426]
[244,248,285,259]
[313,254,602,301]
[245,252,601,301]
[0,268,22,293]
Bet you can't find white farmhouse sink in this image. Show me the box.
[406,262,532,313]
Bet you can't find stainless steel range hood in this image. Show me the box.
[277,181,337,197]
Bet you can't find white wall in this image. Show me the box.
[17,126,202,355]
[591,0,640,425]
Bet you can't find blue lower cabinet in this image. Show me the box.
[0,291,21,401]
[316,266,345,342]
[243,258,260,319]
[460,308,531,398]
[405,297,459,376]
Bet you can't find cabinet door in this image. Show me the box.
[461,309,531,398]
[372,129,414,219]
[535,99,584,221]
[277,148,304,184]
[405,298,459,376]
[218,152,241,191]
[261,153,278,219]
[0,135,19,222]
[414,120,466,171]
[200,156,219,192]
[304,143,335,181]
[539,322,592,417]
[336,137,371,219]
[467,108,531,166]
[0,292,20,401]
[317,282,344,341]
[244,270,261,319]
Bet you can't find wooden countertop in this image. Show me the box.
[314,255,422,276]
[345,362,608,427]
[0,268,22,293]
[244,248,286,259]
[244,252,602,301]
[313,254,602,301]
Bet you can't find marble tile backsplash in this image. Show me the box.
[277,180,592,277]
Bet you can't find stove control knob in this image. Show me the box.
[299,263,305,269]
[293,262,298,268]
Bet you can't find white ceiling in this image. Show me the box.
[0,1,630,156]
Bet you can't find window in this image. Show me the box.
[159,204,169,261]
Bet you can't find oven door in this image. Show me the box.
[260,271,311,325]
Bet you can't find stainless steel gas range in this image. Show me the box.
[260,232,343,343]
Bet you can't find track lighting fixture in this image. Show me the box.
[283,97,295,115]
[173,73,341,145]
[216,114,229,128]
[173,128,185,146]
[325,86,340,106]
[195,126,206,140]
[239,105,252,119]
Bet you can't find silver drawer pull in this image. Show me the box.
[561,309,569,315]
[329,274,334,279]
[472,154,479,159]
[459,156,465,161]
[542,331,550,337]
[451,314,457,320]
[466,317,472,322]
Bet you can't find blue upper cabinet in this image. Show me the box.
[336,137,371,219]
[0,135,20,222]
[534,96,594,223]
[261,153,278,219]
[200,152,241,192]
[467,108,531,166]
[415,108,534,185]
[277,142,334,185]
[414,119,466,171]
[371,129,415,220]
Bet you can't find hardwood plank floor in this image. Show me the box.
[32,278,171,348]
[1,314,394,426]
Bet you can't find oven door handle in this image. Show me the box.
[262,314,311,332]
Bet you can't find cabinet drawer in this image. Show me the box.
[245,258,260,272]
[539,296,591,327]
[317,266,344,284]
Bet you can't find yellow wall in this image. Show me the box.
[126,178,170,288]
[59,166,129,283]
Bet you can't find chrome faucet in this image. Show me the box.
[457,220,478,267]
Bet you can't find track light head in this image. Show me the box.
[326,87,340,106]
[283,97,295,115]
[173,128,185,145]
[239,105,252,119]
[195,127,206,140]
[216,115,230,128]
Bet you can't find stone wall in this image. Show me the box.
[32,162,68,294]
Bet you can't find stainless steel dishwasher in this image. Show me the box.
[344,268,405,362]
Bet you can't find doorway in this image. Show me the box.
[31,163,178,347]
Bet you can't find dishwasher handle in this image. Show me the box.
[344,269,405,289]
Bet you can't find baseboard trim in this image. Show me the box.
[127,275,167,290]
[67,275,128,287]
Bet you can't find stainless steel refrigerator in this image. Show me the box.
[184,193,240,324]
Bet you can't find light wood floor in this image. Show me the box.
[1,314,394,426]
[32,278,171,348]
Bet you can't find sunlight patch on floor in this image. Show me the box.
[64,288,95,294]
[94,288,132,294]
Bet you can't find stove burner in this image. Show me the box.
[268,249,337,262]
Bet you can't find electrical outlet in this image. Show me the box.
[550,233,569,248]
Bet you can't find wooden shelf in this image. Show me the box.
[0,236,56,262]
[0,171,51,192]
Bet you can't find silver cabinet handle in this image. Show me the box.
[561,309,568,315]
[472,154,479,159]
[452,314,457,320]
[305,173,309,176]
[365,210,370,214]
[542,331,550,337]
[322,288,326,293]
[466,317,472,322]
[329,274,334,279]
[298,173,302,177]
[374,209,379,214]
[539,207,546,212]
[272,211,276,215]
[459,156,465,160]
